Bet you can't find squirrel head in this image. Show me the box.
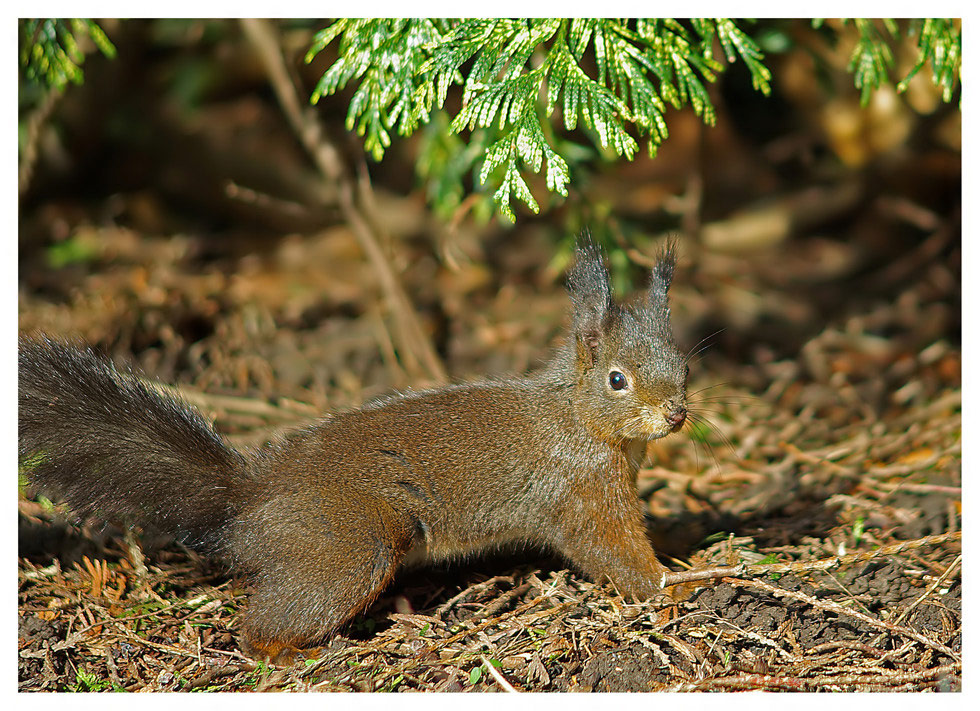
[564,240,688,444]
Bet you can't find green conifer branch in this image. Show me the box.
[846,19,898,106]
[897,19,962,104]
[818,18,960,108]
[20,19,116,90]
[308,18,959,222]
[307,18,777,221]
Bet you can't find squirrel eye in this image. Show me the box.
[608,370,628,391]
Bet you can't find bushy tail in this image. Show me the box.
[18,336,252,549]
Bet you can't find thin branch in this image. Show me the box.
[481,655,520,692]
[238,18,446,384]
[19,88,63,199]
[668,663,960,692]
[893,553,961,626]
[662,531,961,587]
[723,575,960,662]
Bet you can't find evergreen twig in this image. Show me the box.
[309,18,961,223]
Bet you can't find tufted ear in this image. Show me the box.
[567,238,612,369]
[646,243,676,322]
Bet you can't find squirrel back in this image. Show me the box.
[19,241,689,660]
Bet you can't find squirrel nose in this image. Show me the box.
[666,405,687,431]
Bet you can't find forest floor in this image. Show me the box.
[17,21,960,691]
[17,210,961,692]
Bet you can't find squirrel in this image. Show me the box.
[19,241,689,661]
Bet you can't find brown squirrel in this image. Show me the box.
[19,241,689,660]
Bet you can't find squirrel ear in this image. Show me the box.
[647,243,676,313]
[567,237,612,368]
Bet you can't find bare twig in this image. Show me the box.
[181,662,257,692]
[722,576,960,662]
[893,553,961,626]
[434,574,514,619]
[170,386,319,421]
[663,531,961,587]
[238,18,446,384]
[481,655,520,692]
[668,663,960,692]
[373,594,574,689]
[19,88,64,198]
[468,582,533,622]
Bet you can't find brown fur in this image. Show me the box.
[19,242,688,657]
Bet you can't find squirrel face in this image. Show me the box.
[565,242,688,445]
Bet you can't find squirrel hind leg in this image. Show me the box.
[234,494,418,656]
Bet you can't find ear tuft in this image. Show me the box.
[643,241,678,333]
[567,233,612,369]
[567,234,612,328]
[651,242,676,296]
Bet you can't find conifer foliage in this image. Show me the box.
[19,19,116,91]
[830,19,962,106]
[308,19,773,221]
[308,18,961,223]
[18,19,962,224]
